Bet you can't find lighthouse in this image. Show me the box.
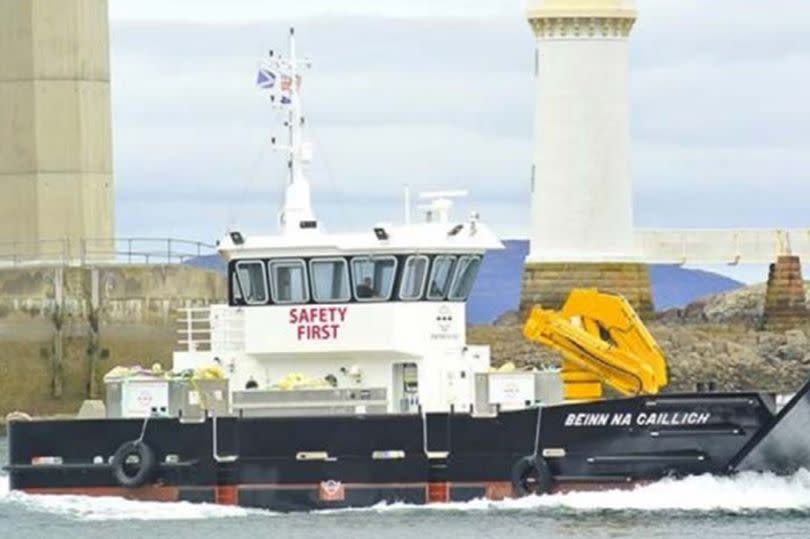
[521,0,652,314]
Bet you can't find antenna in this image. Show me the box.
[257,29,317,234]
[419,190,468,200]
[417,190,467,224]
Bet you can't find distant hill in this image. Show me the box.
[467,240,528,324]
[646,265,743,314]
[185,254,225,273]
[186,240,744,324]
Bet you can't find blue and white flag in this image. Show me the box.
[256,66,277,89]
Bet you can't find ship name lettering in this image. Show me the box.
[610,413,632,426]
[564,413,610,427]
[635,411,711,427]
[563,411,711,428]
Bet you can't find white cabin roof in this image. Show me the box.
[218,220,503,260]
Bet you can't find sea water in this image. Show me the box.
[2,436,810,539]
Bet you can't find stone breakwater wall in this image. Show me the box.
[0,265,225,417]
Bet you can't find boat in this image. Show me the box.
[6,30,810,511]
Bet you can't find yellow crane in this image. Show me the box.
[522,288,668,401]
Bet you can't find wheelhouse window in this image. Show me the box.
[234,260,269,305]
[269,259,309,304]
[399,255,429,301]
[448,255,482,301]
[310,258,351,303]
[426,255,456,300]
[351,256,397,301]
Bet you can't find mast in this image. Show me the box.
[259,28,317,233]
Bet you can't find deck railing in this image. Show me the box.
[177,306,244,353]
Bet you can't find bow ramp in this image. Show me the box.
[730,378,810,474]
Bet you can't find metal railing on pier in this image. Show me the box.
[0,237,218,268]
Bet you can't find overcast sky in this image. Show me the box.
[107,1,810,281]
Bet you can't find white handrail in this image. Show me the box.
[177,306,244,353]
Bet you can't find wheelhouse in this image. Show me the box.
[228,253,484,307]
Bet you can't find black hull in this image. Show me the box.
[7,388,810,511]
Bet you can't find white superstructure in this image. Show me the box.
[172,31,527,416]
[526,0,638,262]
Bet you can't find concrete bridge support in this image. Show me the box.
[0,0,114,260]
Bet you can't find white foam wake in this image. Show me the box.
[5,470,810,520]
[522,470,810,512]
[364,470,810,515]
[0,473,260,521]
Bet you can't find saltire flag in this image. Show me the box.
[279,74,302,92]
[256,61,301,106]
[256,66,277,89]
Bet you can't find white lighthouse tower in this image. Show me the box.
[521,0,652,314]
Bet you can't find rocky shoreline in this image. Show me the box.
[468,284,810,394]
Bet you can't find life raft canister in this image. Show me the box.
[111,440,157,488]
[511,456,553,496]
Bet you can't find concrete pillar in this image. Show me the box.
[0,0,114,262]
[521,2,652,314]
[763,255,808,330]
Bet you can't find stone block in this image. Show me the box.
[764,256,808,331]
[520,262,653,318]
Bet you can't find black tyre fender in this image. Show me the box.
[111,440,156,488]
[511,456,553,496]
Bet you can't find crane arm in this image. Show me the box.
[522,288,668,400]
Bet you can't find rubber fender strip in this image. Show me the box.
[650,427,743,437]
[587,453,706,464]
[4,463,113,471]
[4,460,198,472]
[645,397,759,408]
